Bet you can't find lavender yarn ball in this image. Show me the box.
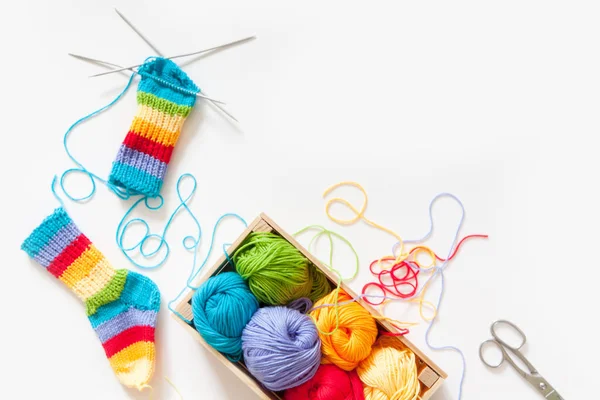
[242,306,321,391]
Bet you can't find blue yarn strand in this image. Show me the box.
[116,173,199,270]
[59,73,136,202]
[168,214,247,324]
[115,171,246,323]
[50,176,66,209]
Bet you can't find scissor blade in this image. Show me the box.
[527,374,563,399]
[545,390,565,400]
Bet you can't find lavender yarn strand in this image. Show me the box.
[242,307,321,391]
[287,297,313,314]
[394,193,468,400]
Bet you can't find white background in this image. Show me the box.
[1,1,597,399]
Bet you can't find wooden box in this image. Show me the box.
[173,213,447,399]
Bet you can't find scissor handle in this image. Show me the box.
[479,339,507,368]
[491,319,527,350]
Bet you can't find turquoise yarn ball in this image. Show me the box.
[192,272,259,361]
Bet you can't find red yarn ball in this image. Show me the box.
[284,364,365,400]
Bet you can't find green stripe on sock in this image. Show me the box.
[137,91,192,117]
[85,269,128,316]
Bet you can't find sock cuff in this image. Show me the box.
[21,208,101,285]
[22,208,81,263]
[137,58,199,107]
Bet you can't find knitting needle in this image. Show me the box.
[89,35,256,78]
[68,53,122,69]
[112,9,240,123]
[114,8,162,57]
[69,54,226,105]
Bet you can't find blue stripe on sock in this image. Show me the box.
[88,301,129,328]
[108,162,164,198]
[21,208,74,258]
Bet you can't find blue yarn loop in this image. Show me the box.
[60,73,137,202]
[168,213,247,324]
[392,193,468,400]
[116,173,246,271]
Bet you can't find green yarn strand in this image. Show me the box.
[233,232,330,305]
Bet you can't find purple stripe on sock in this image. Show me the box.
[34,222,81,268]
[115,145,168,180]
[94,307,157,343]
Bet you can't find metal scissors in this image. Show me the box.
[479,320,564,399]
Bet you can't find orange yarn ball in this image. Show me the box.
[310,289,378,371]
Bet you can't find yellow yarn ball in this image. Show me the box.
[357,336,420,400]
[310,289,378,371]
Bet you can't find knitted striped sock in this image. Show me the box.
[109,58,199,198]
[21,208,161,390]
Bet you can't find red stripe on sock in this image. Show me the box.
[103,325,155,358]
[47,234,92,278]
[122,131,174,164]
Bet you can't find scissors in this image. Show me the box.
[479,320,564,399]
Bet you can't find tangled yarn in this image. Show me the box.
[191,272,258,361]
[233,232,331,305]
[284,364,365,400]
[357,336,420,400]
[310,289,378,371]
[242,306,321,391]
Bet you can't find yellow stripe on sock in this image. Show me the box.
[72,257,116,300]
[59,245,103,289]
[133,105,186,146]
[130,116,181,147]
[109,342,155,389]
[137,104,186,131]
[138,104,186,131]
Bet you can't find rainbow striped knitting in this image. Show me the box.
[109,58,199,198]
[21,208,160,390]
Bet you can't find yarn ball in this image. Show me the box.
[233,232,331,305]
[242,306,321,391]
[284,364,365,400]
[357,336,420,400]
[310,289,378,371]
[191,272,259,362]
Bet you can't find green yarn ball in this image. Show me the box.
[310,265,333,303]
[233,232,331,305]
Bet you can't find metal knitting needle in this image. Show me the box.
[68,53,122,68]
[114,8,163,57]
[69,54,226,104]
[112,9,240,123]
[89,35,256,78]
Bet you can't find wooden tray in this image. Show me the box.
[173,213,447,399]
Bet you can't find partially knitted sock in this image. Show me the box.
[109,58,199,198]
[21,208,161,390]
